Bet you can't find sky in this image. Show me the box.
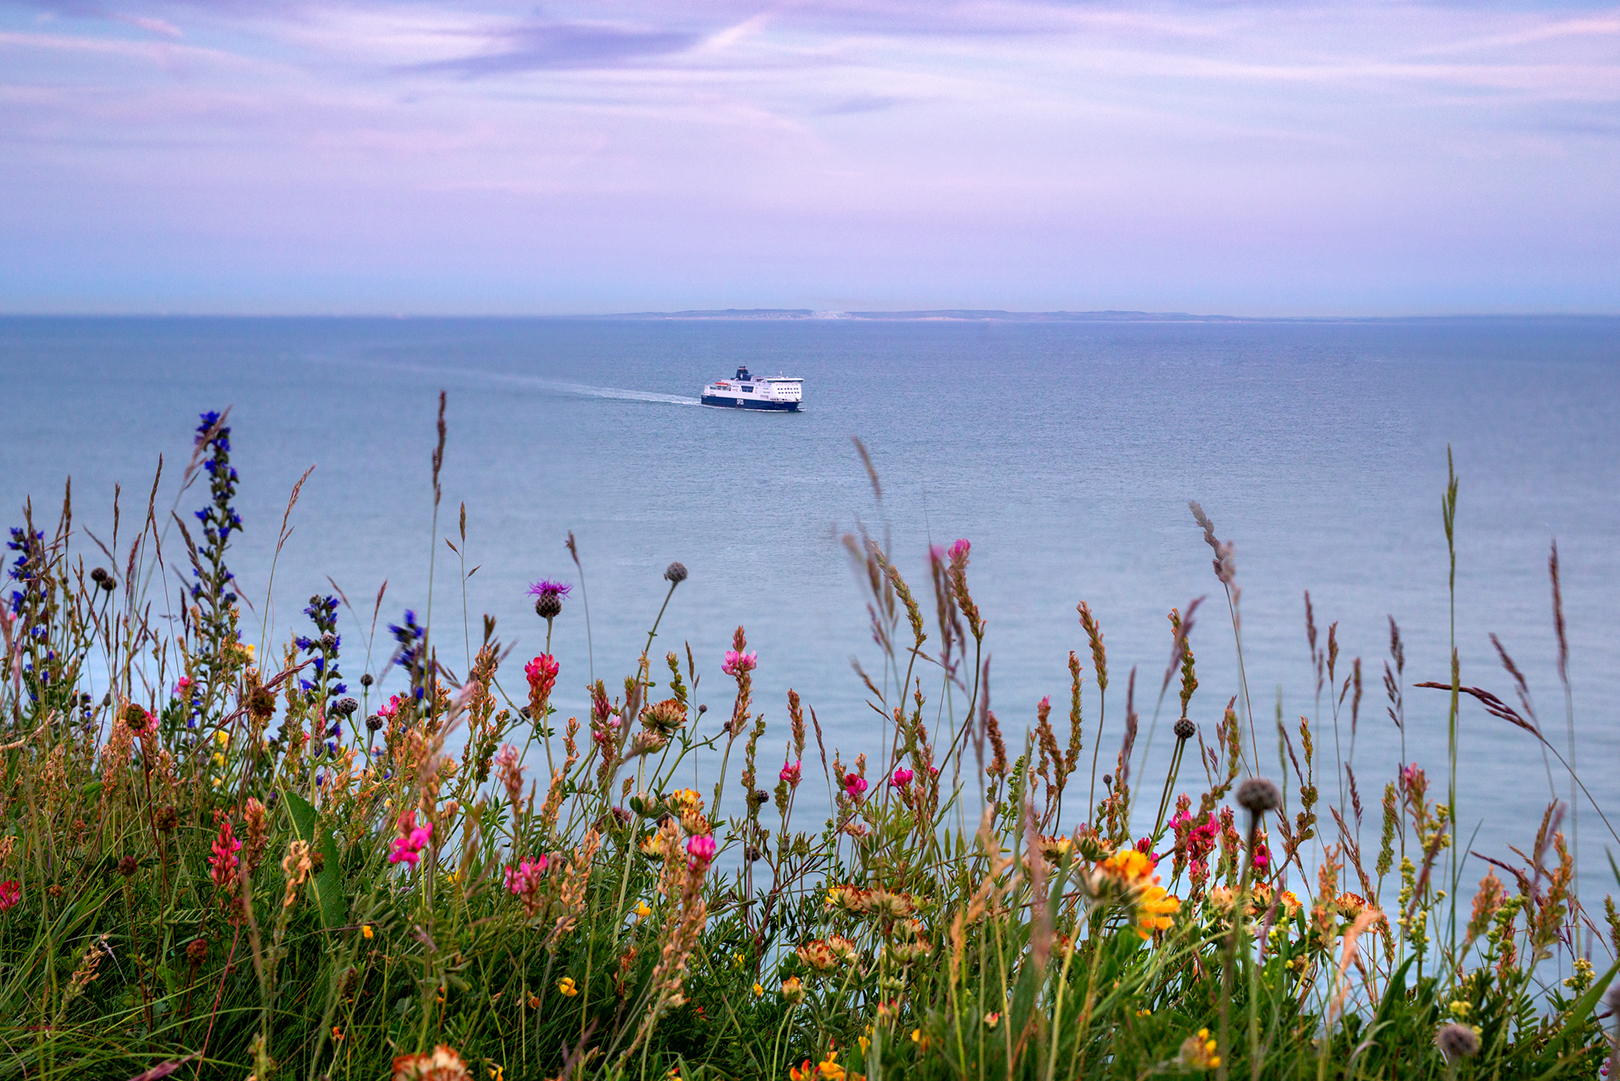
[2,0,1619,315]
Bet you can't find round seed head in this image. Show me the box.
[154,806,179,832]
[1435,1023,1480,1062]
[334,697,359,717]
[360,673,374,688]
[1173,717,1196,741]
[117,855,139,878]
[186,938,208,963]
[664,561,688,584]
[365,713,384,732]
[99,575,116,592]
[90,567,107,583]
[1236,778,1281,815]
[534,593,563,620]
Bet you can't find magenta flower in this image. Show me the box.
[889,767,913,789]
[686,834,717,869]
[722,650,757,676]
[779,759,802,787]
[525,654,560,698]
[0,880,20,912]
[505,856,549,895]
[527,580,573,599]
[948,538,971,562]
[209,820,241,889]
[389,810,433,867]
[844,772,868,800]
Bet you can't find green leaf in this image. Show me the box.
[1531,958,1618,1080]
[285,790,346,930]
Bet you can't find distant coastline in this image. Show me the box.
[605,308,1619,324]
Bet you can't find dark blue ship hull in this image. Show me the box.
[700,394,800,411]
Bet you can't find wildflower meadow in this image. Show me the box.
[0,402,1615,1081]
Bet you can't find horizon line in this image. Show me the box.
[4,309,1620,323]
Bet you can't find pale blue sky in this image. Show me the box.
[3,1,1618,314]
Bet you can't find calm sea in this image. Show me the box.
[2,315,1617,895]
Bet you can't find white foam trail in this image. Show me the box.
[332,355,702,407]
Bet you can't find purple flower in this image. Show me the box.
[527,580,573,599]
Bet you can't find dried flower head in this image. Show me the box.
[1435,1023,1480,1062]
[1236,778,1281,815]
[664,561,688,584]
[1173,717,1196,741]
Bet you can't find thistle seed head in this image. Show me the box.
[1236,778,1281,815]
[664,561,688,585]
[1173,717,1196,741]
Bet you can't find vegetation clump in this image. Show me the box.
[0,409,1614,1081]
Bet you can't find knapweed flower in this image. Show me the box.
[686,833,717,870]
[780,976,806,1004]
[1176,1028,1220,1071]
[0,880,19,911]
[780,759,802,786]
[392,1044,471,1081]
[389,811,433,867]
[209,820,241,890]
[528,579,570,620]
[722,649,757,676]
[843,772,868,800]
[889,767,913,789]
[557,976,579,997]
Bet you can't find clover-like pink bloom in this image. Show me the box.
[722,650,757,676]
[686,834,716,869]
[0,880,20,912]
[844,772,868,799]
[505,856,549,895]
[948,538,971,562]
[779,759,802,787]
[209,820,241,889]
[889,767,913,789]
[525,654,560,699]
[389,810,433,867]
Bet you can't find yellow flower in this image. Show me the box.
[1135,885,1181,939]
[362,924,374,939]
[752,983,765,997]
[488,1067,503,1081]
[634,901,653,920]
[211,777,222,789]
[780,976,805,1004]
[984,1011,1000,1028]
[1176,1028,1220,1071]
[817,1051,845,1081]
[212,752,226,768]
[332,1026,344,1042]
[215,729,230,747]
[1136,1007,1152,1017]
[557,976,579,997]
[911,1028,931,1051]
[857,1035,869,1054]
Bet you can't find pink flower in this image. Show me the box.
[209,820,241,889]
[378,694,405,721]
[844,772,868,800]
[527,580,572,599]
[505,856,549,895]
[889,768,913,789]
[722,650,757,676]
[779,759,802,787]
[686,834,716,869]
[0,880,19,911]
[948,538,971,562]
[389,810,433,867]
[525,654,560,696]
[176,676,195,696]
[127,707,156,737]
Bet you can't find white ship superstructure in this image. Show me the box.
[700,366,802,411]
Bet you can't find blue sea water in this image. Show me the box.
[1,315,1617,901]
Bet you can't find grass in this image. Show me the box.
[0,405,1615,1081]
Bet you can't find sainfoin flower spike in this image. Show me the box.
[686,834,716,869]
[390,810,433,866]
[844,772,868,799]
[209,819,241,889]
[722,650,757,676]
[780,759,802,786]
[889,767,914,788]
[0,880,19,911]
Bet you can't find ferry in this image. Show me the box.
[701,366,803,411]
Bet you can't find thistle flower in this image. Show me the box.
[528,579,570,620]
